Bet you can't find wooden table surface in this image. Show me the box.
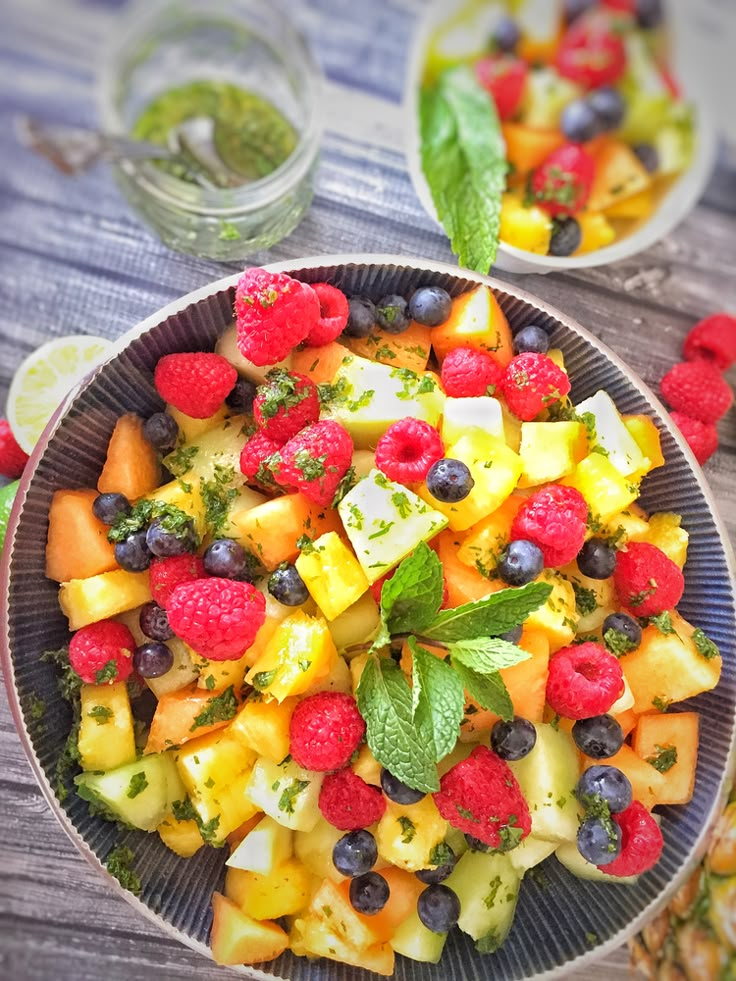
[1,1,734,978]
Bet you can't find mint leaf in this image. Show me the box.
[381,543,444,635]
[356,655,439,793]
[449,637,530,674]
[409,638,465,762]
[423,582,552,642]
[453,661,513,721]
[420,65,507,273]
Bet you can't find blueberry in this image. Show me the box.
[349,872,390,915]
[333,830,378,878]
[572,714,624,759]
[464,833,492,852]
[344,296,376,339]
[375,295,410,334]
[498,540,544,587]
[133,641,174,679]
[491,15,520,53]
[577,537,617,579]
[417,884,461,933]
[203,538,248,579]
[560,99,601,143]
[408,286,452,327]
[500,624,523,644]
[139,601,174,642]
[92,492,131,526]
[549,217,583,257]
[576,764,633,814]
[491,717,537,761]
[636,0,663,30]
[381,768,426,805]
[143,412,179,453]
[588,87,626,132]
[227,377,257,414]
[416,849,457,884]
[426,459,474,503]
[146,516,197,557]
[513,325,550,355]
[564,0,596,23]
[602,611,642,654]
[577,816,622,866]
[115,531,152,572]
[268,563,309,606]
[633,143,659,174]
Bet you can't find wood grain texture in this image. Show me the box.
[0,0,734,978]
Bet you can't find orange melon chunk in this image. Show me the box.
[502,123,565,176]
[97,413,160,500]
[436,530,501,608]
[291,341,350,385]
[46,488,118,582]
[344,321,432,373]
[632,712,699,806]
[583,743,666,810]
[145,683,241,753]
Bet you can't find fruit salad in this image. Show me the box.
[42,268,722,974]
[419,0,695,267]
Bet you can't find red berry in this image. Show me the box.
[670,411,719,466]
[68,620,135,684]
[474,54,528,120]
[149,553,206,608]
[502,353,572,421]
[289,692,366,771]
[319,769,386,830]
[546,642,623,719]
[234,268,320,367]
[0,419,29,479]
[683,313,736,371]
[167,578,266,661]
[598,801,663,877]
[433,745,531,849]
[304,283,350,347]
[370,569,394,604]
[154,353,237,420]
[375,418,444,484]
[271,420,354,506]
[529,144,596,217]
[511,484,587,568]
[440,347,504,398]
[613,541,684,618]
[555,13,627,89]
[239,431,282,486]
[253,370,320,445]
[660,360,733,425]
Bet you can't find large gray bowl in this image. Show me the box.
[2,256,735,980]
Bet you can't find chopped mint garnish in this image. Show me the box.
[398,816,416,843]
[189,685,238,731]
[692,628,719,660]
[87,705,113,726]
[95,659,119,685]
[572,583,598,617]
[126,771,149,799]
[647,743,678,773]
[278,779,309,815]
[108,498,197,546]
[105,845,141,895]
[200,463,238,538]
[649,611,678,636]
[166,444,199,477]
[603,627,638,657]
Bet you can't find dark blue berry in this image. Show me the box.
[549,217,583,257]
[203,538,248,579]
[349,872,390,915]
[381,768,425,805]
[564,0,596,22]
[139,601,174,641]
[576,764,633,814]
[344,296,376,339]
[426,458,474,503]
[227,378,258,414]
[491,717,537,761]
[408,286,452,327]
[491,15,520,53]
[572,714,624,759]
[577,816,622,866]
[464,833,492,852]
[602,611,642,654]
[588,87,626,131]
[498,540,544,587]
[560,99,601,143]
[417,884,461,933]
[146,516,197,557]
[577,537,617,579]
[500,624,523,644]
[269,563,309,606]
[115,531,152,572]
[416,849,457,884]
[375,295,411,334]
[633,143,659,174]
[514,325,550,355]
[92,492,131,525]
[333,830,378,878]
[133,641,174,679]
[636,0,663,29]
[143,412,179,453]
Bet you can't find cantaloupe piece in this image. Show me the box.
[457,495,525,578]
[344,321,432,374]
[436,530,501,607]
[632,712,699,806]
[210,892,289,966]
[431,285,514,366]
[335,868,425,944]
[613,707,638,738]
[291,341,351,385]
[46,488,119,582]
[604,186,655,220]
[145,683,241,753]
[583,743,666,810]
[587,141,652,213]
[97,414,160,500]
[502,123,565,175]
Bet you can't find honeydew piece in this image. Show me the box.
[295,531,369,620]
[441,396,505,446]
[245,757,323,832]
[509,723,581,844]
[216,321,293,385]
[226,815,293,875]
[508,835,557,874]
[555,842,638,885]
[163,414,249,487]
[575,391,647,477]
[75,752,185,832]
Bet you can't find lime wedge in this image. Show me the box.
[6,335,114,454]
[0,479,19,554]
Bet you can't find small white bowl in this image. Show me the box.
[404,0,718,274]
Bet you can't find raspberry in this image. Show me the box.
[433,746,531,849]
[598,801,663,877]
[511,484,587,567]
[440,347,504,398]
[502,353,571,421]
[154,353,237,420]
[683,313,736,371]
[253,370,320,445]
[68,620,135,684]
[374,418,444,484]
[546,642,623,719]
[613,541,684,617]
[555,12,627,89]
[670,411,719,466]
[289,692,366,771]
[149,553,206,608]
[660,361,733,424]
[234,268,320,367]
[239,431,282,487]
[529,145,596,217]
[167,577,266,661]
[271,420,354,506]
[304,283,350,347]
[474,54,528,120]
[319,769,386,830]
[0,419,29,479]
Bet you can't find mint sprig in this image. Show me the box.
[381,542,444,635]
[409,639,465,762]
[453,661,513,721]
[422,582,552,642]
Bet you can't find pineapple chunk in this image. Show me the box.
[195,651,251,693]
[144,478,207,539]
[500,192,553,254]
[166,403,228,443]
[225,858,312,920]
[518,421,586,488]
[59,570,152,630]
[575,391,647,477]
[227,815,293,875]
[292,912,395,975]
[457,495,524,578]
[560,561,616,633]
[441,396,505,446]
[77,682,136,772]
[294,818,346,882]
[228,697,296,764]
[352,744,383,786]
[210,892,289,966]
[245,610,338,702]
[163,414,249,487]
[114,607,199,696]
[327,590,381,654]
[157,815,203,858]
[633,511,689,569]
[524,571,577,652]
[561,453,639,520]
[306,878,383,950]
[246,757,323,832]
[295,532,369,620]
[376,797,448,872]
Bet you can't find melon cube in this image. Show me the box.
[583,744,666,811]
[441,396,505,446]
[295,532,369,620]
[327,591,381,654]
[509,723,581,843]
[575,391,647,477]
[46,488,118,583]
[163,414,249,488]
[215,321,292,385]
[210,892,289,966]
[632,712,699,806]
[246,757,323,832]
[227,815,293,875]
[457,495,525,578]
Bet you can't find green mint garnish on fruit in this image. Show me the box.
[107,498,196,545]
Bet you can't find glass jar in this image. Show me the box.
[98,0,324,260]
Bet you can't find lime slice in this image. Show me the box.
[6,335,114,454]
[0,479,19,554]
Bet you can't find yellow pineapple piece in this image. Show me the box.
[59,569,152,630]
[157,815,203,857]
[353,744,382,786]
[228,697,297,764]
[166,403,228,443]
[295,532,369,620]
[195,652,251,692]
[574,212,616,255]
[77,682,136,772]
[376,796,448,872]
[144,478,207,539]
[245,610,338,702]
[500,192,553,254]
[517,421,586,488]
[524,571,577,652]
[291,913,395,975]
[210,892,289,966]
[561,453,639,520]
[225,858,312,920]
[227,815,292,876]
[633,511,689,569]
[560,561,616,633]
[457,495,524,578]
[595,506,650,545]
